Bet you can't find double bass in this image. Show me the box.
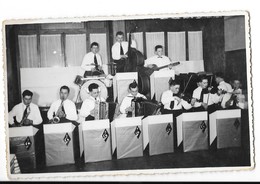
[123,28,145,72]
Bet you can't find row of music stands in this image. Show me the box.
[9,109,242,172]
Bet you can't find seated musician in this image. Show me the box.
[119,80,147,118]
[161,79,192,115]
[47,85,78,123]
[8,90,42,127]
[81,42,104,77]
[144,45,173,71]
[226,79,247,109]
[111,31,129,73]
[80,83,106,121]
[214,72,233,109]
[191,75,211,111]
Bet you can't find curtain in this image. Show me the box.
[188,31,203,60]
[90,33,108,64]
[18,35,38,68]
[127,32,144,53]
[66,34,86,66]
[167,32,186,61]
[40,34,63,67]
[145,32,165,58]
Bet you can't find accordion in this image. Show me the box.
[127,97,162,117]
[94,101,109,120]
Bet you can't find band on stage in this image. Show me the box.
[8,31,248,127]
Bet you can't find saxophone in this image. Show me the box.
[50,100,65,123]
[20,106,31,126]
[93,99,108,120]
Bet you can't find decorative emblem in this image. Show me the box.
[63,133,71,146]
[102,129,109,142]
[134,126,141,139]
[234,118,240,130]
[166,123,172,135]
[200,121,207,133]
[24,136,31,150]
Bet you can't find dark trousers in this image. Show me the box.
[161,109,183,117]
[114,59,126,73]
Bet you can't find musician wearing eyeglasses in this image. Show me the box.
[161,79,192,115]
[119,80,147,118]
[144,45,174,71]
[47,86,78,123]
[80,83,106,121]
[8,90,42,127]
[81,42,104,77]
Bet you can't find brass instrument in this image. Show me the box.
[93,100,108,120]
[20,106,31,126]
[49,100,65,124]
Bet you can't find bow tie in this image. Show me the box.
[157,56,163,58]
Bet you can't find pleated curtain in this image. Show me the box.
[167,32,186,61]
[145,32,165,58]
[188,31,203,60]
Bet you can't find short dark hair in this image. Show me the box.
[197,75,208,83]
[60,85,70,93]
[88,83,99,92]
[22,90,33,98]
[169,79,180,87]
[215,72,225,79]
[155,45,163,51]
[116,31,124,36]
[129,80,138,90]
[90,42,99,48]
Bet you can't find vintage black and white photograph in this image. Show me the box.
[3,11,253,178]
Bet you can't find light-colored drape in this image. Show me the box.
[90,33,108,64]
[66,34,86,66]
[40,34,63,67]
[167,32,186,61]
[188,31,203,60]
[127,32,144,53]
[145,32,165,58]
[18,35,38,68]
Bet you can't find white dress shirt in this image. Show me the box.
[120,93,147,114]
[144,55,171,71]
[192,86,216,107]
[8,102,42,125]
[81,52,103,71]
[47,99,78,121]
[111,41,128,60]
[80,96,105,118]
[218,81,233,93]
[161,90,192,110]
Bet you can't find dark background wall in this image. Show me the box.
[5,16,248,110]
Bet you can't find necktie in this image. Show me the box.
[158,56,163,58]
[199,88,208,102]
[120,43,124,55]
[170,94,178,110]
[94,54,98,68]
[22,105,29,120]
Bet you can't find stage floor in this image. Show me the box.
[23,145,250,173]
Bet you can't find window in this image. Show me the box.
[66,34,87,66]
[188,31,203,60]
[18,35,38,68]
[89,33,108,64]
[40,34,63,67]
[167,32,186,61]
[145,32,165,58]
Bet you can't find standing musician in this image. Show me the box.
[8,90,42,127]
[111,31,129,73]
[81,42,104,77]
[161,79,193,115]
[119,80,147,118]
[80,83,106,121]
[47,86,78,123]
[144,45,174,71]
[191,75,212,111]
